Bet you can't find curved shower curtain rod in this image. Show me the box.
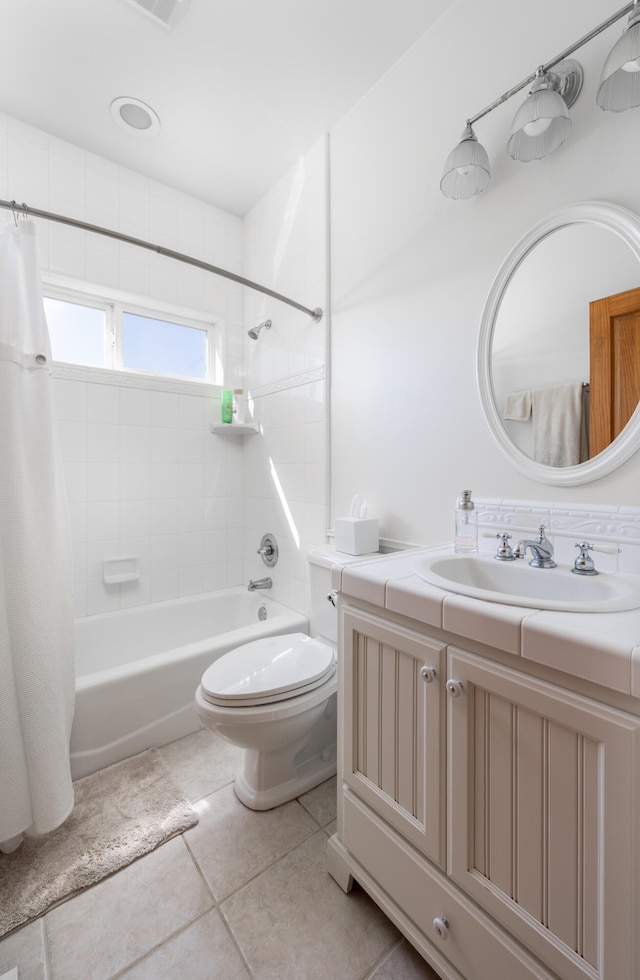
[0,198,323,323]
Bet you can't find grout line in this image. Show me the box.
[216,908,255,979]
[181,832,218,907]
[295,795,328,831]
[41,910,53,980]
[212,828,340,980]
[214,822,323,907]
[296,794,339,832]
[107,908,237,980]
[215,835,340,980]
[359,934,405,979]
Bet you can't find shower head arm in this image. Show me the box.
[248,319,272,340]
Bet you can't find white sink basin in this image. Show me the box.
[413,552,640,613]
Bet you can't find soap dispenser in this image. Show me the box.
[455,490,478,553]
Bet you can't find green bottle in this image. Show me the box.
[221,389,233,423]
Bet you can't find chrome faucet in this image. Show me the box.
[248,576,272,591]
[514,525,556,568]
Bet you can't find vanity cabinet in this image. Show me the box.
[341,607,447,868]
[329,603,640,980]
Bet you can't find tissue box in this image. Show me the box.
[335,517,379,556]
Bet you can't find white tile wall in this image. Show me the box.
[55,373,236,617]
[0,112,329,621]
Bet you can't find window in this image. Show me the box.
[44,297,106,368]
[43,284,221,384]
[121,312,207,379]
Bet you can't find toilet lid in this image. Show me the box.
[200,633,336,706]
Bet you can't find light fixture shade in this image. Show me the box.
[440,125,490,200]
[597,9,640,111]
[508,84,572,162]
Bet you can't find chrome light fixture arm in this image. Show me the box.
[466,3,636,131]
[441,2,639,199]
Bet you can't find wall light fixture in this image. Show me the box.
[597,3,640,109]
[441,2,639,199]
[440,124,491,200]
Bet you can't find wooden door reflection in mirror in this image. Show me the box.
[590,286,640,457]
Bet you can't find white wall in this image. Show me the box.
[330,0,640,547]
[11,0,637,614]
[0,114,328,619]
[242,136,330,620]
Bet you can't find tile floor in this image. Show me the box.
[0,729,441,980]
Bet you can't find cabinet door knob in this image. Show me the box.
[446,679,464,698]
[420,665,437,683]
[433,916,450,940]
[326,590,338,607]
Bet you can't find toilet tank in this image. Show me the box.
[308,546,378,643]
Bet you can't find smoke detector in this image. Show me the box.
[111,97,161,137]
[124,0,188,30]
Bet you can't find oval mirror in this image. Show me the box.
[477,201,640,485]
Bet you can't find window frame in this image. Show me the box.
[42,277,224,386]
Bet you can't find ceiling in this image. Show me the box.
[1,0,454,216]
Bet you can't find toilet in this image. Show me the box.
[194,546,362,810]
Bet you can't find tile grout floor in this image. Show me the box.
[0,728,440,980]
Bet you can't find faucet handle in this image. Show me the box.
[494,532,516,561]
[572,542,598,576]
[257,533,278,567]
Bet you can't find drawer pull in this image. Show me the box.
[433,916,450,940]
[446,679,464,698]
[420,665,437,683]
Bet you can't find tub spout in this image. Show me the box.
[248,577,272,591]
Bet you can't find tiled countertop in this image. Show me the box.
[331,546,640,700]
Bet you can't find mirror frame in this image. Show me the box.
[477,200,640,486]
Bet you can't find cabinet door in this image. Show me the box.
[447,646,640,980]
[341,606,446,867]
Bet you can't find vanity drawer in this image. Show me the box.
[343,789,554,980]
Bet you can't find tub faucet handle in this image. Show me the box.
[257,533,278,567]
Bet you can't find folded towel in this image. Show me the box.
[504,389,532,421]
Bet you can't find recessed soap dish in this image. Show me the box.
[102,556,139,585]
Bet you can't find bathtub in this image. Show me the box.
[69,588,309,779]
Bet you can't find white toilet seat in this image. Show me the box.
[200,632,336,708]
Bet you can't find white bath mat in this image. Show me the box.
[0,748,198,938]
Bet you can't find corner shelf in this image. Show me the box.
[210,422,259,436]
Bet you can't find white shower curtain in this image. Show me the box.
[0,220,75,853]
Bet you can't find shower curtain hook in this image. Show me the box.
[10,202,28,224]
